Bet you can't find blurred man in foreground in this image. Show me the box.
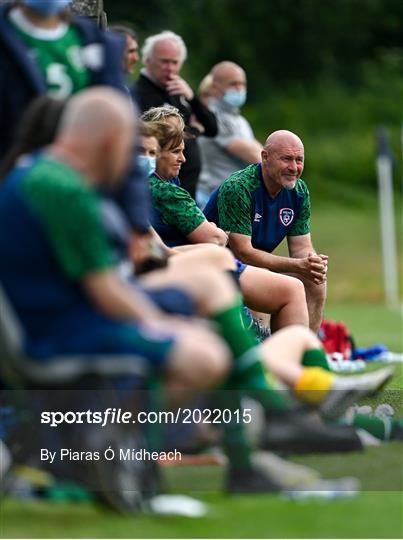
[0,87,229,392]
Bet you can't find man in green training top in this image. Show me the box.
[204,130,327,333]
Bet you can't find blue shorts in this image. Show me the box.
[25,309,175,371]
[144,286,196,316]
[236,259,248,275]
[24,285,195,375]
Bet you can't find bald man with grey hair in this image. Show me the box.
[204,129,328,332]
[197,61,263,207]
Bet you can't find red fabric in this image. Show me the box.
[319,320,353,360]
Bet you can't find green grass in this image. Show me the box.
[325,303,402,353]
[313,203,402,304]
[276,198,402,304]
[1,491,402,538]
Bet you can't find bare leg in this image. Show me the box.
[165,322,231,392]
[140,261,238,317]
[240,266,309,332]
[169,244,236,272]
[258,325,321,386]
[286,273,327,333]
[303,279,327,334]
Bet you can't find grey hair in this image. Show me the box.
[141,30,187,65]
[142,105,185,131]
[108,24,138,41]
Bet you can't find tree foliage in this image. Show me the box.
[106,0,402,95]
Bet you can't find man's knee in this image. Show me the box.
[273,274,307,308]
[172,244,235,272]
[268,324,322,350]
[287,324,322,348]
[304,280,326,306]
[289,276,307,302]
[196,244,235,270]
[168,330,231,389]
[181,266,237,311]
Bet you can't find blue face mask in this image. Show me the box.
[23,0,72,16]
[223,88,247,108]
[138,155,156,177]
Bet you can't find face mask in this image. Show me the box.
[223,88,247,108]
[138,155,156,177]
[22,0,72,16]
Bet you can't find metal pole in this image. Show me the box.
[70,0,107,28]
[375,126,399,308]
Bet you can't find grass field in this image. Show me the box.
[276,197,403,305]
[325,303,402,353]
[1,490,402,539]
[0,200,402,539]
[1,435,402,538]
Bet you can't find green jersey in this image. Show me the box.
[10,9,90,98]
[21,156,112,278]
[149,175,206,247]
[204,164,311,253]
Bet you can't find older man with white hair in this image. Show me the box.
[132,30,217,199]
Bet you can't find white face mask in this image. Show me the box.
[138,155,156,177]
[222,88,247,108]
